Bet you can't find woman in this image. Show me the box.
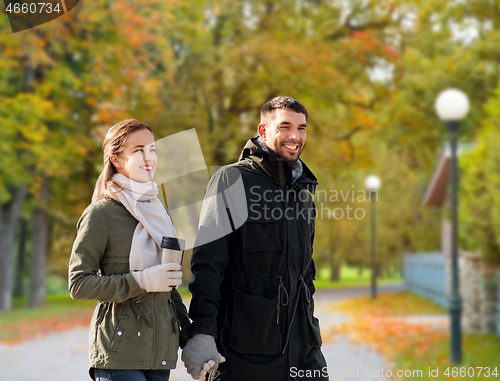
[69,119,190,381]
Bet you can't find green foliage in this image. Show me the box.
[313,142,441,273]
[377,0,500,171]
[2,0,500,285]
[0,0,186,277]
[151,0,399,166]
[459,84,500,265]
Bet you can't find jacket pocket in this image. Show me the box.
[240,220,283,290]
[241,220,281,253]
[94,302,108,327]
[90,302,107,360]
[230,290,281,355]
[107,303,131,352]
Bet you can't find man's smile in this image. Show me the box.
[283,143,300,152]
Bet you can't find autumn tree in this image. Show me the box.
[3,0,499,299]
[0,0,181,309]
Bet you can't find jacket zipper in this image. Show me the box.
[278,160,286,191]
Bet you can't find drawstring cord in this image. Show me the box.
[132,300,153,338]
[301,274,311,305]
[276,276,289,324]
[132,296,180,336]
[282,274,310,354]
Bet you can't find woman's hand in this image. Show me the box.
[139,263,182,292]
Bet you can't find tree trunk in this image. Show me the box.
[330,262,340,282]
[29,175,49,308]
[329,219,340,282]
[375,263,381,279]
[0,56,35,309]
[13,218,27,297]
[0,186,28,311]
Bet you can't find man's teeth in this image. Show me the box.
[284,145,298,150]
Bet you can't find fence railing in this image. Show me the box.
[403,252,448,309]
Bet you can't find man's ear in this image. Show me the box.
[258,123,267,141]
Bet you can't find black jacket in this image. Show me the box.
[188,138,328,380]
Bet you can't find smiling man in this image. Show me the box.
[258,103,307,164]
[182,97,328,381]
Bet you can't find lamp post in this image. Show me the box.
[435,88,470,364]
[365,175,381,300]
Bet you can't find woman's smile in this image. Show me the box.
[112,128,157,182]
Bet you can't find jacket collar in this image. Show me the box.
[238,137,318,190]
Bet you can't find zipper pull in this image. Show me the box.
[172,318,180,334]
[168,298,179,334]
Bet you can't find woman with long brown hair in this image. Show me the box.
[69,119,190,381]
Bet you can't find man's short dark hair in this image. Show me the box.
[260,96,308,121]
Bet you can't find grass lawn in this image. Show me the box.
[0,294,96,343]
[326,291,500,381]
[0,286,192,344]
[396,332,500,380]
[1,266,401,343]
[315,265,403,289]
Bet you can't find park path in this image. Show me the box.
[0,284,404,381]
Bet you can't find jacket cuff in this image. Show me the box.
[131,271,143,288]
[189,321,218,339]
[125,272,146,296]
[179,325,191,348]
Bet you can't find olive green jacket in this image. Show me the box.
[69,197,190,379]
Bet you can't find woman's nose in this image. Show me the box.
[142,150,154,163]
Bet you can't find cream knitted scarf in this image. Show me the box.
[107,174,177,275]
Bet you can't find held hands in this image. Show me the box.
[181,334,226,380]
[140,263,182,292]
[199,360,217,380]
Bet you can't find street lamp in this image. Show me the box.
[435,88,470,364]
[365,175,381,300]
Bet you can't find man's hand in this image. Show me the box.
[181,334,226,380]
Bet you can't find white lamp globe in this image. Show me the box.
[435,89,470,122]
[365,175,381,190]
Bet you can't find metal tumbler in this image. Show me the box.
[161,236,185,265]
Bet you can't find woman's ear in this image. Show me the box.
[110,155,121,169]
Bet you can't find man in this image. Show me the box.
[182,97,328,380]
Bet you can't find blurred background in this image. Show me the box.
[1,0,499,379]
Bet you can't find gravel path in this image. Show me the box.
[1,284,404,381]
